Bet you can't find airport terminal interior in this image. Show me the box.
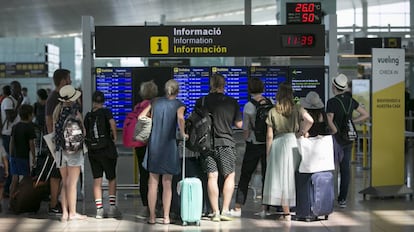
[1,0,414,231]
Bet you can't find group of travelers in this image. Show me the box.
[0,69,369,224]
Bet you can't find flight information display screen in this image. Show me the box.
[212,66,248,112]
[95,67,133,128]
[289,66,326,103]
[173,67,210,118]
[250,66,288,101]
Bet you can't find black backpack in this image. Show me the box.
[84,108,111,151]
[185,97,214,153]
[250,98,273,142]
[334,97,358,145]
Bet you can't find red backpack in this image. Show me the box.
[122,100,150,148]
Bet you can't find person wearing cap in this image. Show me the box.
[300,91,331,137]
[326,74,369,208]
[84,91,121,219]
[52,84,86,221]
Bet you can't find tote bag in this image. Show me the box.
[134,115,152,142]
[297,135,335,173]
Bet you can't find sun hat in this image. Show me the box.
[300,91,324,109]
[332,73,349,90]
[58,85,81,102]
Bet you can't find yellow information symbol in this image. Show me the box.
[150,36,169,54]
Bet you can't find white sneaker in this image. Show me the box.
[96,208,104,219]
[230,209,241,217]
[108,206,122,218]
[254,210,269,218]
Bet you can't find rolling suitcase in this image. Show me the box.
[9,176,49,214]
[295,171,334,221]
[178,138,203,226]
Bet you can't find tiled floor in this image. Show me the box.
[1,139,414,232]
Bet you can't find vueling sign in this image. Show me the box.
[150,36,169,54]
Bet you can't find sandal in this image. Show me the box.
[163,218,170,224]
[147,219,156,225]
[278,214,291,221]
[69,213,87,221]
[61,215,68,222]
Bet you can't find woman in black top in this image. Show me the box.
[300,91,330,137]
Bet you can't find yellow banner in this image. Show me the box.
[372,82,405,186]
[371,48,405,187]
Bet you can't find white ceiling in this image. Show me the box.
[0,0,402,38]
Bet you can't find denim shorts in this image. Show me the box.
[10,156,30,176]
[55,150,84,168]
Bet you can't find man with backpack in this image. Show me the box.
[84,91,121,219]
[326,74,369,208]
[232,77,273,217]
[196,74,242,222]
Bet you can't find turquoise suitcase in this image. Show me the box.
[179,139,202,226]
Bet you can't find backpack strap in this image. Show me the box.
[333,96,353,133]
[201,95,215,148]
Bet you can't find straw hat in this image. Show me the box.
[332,73,349,90]
[58,85,81,102]
[300,91,324,109]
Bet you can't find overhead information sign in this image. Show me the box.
[0,62,47,78]
[95,25,325,57]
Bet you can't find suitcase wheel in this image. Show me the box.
[196,221,201,226]
[182,221,188,226]
[324,215,329,220]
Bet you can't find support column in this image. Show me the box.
[81,16,94,212]
[244,0,252,65]
[244,0,251,25]
[362,0,368,36]
[81,16,94,116]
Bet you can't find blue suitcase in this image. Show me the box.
[295,171,334,221]
[178,139,202,226]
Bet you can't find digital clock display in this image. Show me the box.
[286,2,322,24]
[281,34,315,48]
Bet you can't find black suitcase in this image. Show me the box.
[294,171,334,221]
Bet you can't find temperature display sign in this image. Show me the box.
[286,2,322,24]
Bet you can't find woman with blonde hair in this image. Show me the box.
[262,82,313,221]
[141,79,187,224]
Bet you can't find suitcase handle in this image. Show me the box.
[182,137,186,181]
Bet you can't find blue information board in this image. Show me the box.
[212,66,248,112]
[249,66,288,102]
[173,67,210,118]
[95,67,133,128]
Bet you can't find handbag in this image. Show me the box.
[297,135,335,173]
[134,115,152,142]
